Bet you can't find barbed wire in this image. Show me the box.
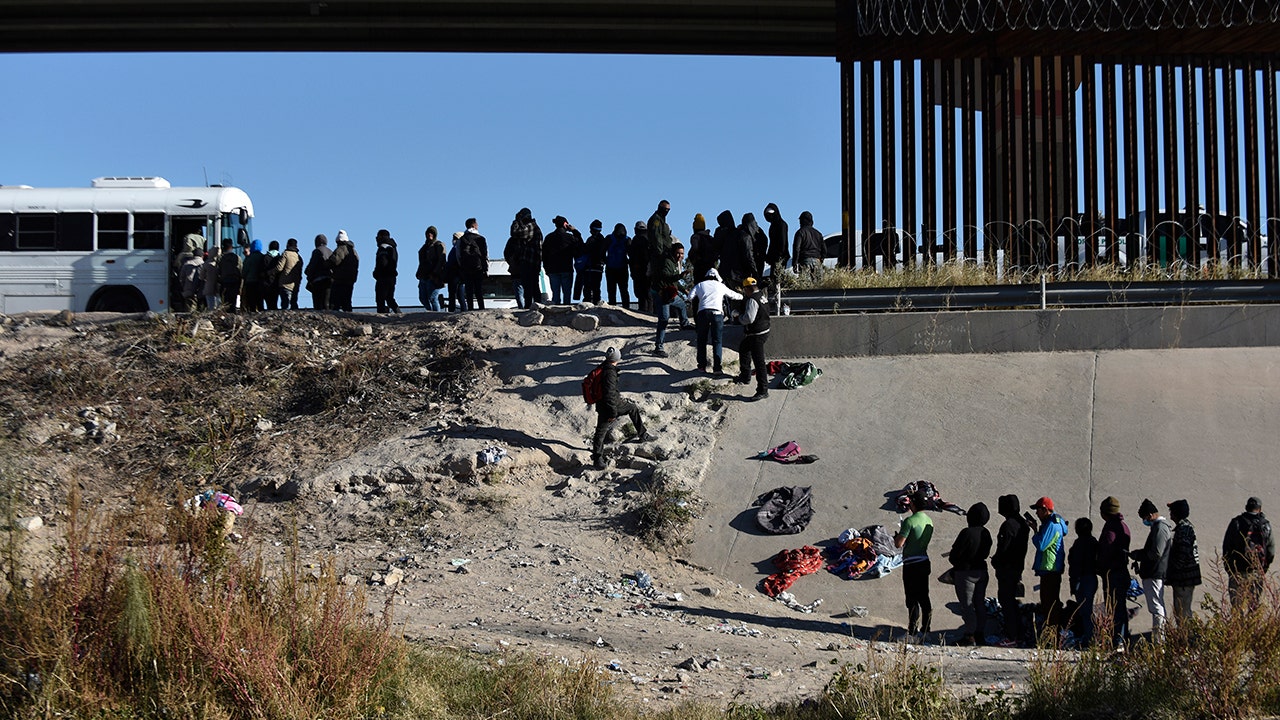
[854,0,1278,37]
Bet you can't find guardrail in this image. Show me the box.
[779,279,1280,314]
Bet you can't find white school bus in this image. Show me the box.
[0,176,254,313]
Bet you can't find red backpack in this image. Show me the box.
[582,365,605,406]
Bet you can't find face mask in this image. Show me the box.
[659,207,669,218]
[1142,519,1153,527]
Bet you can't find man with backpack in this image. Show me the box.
[457,218,489,310]
[304,233,333,310]
[372,228,401,314]
[1223,496,1276,609]
[587,347,653,471]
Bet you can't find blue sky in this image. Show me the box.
[2,52,841,307]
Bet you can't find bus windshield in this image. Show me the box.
[223,209,253,250]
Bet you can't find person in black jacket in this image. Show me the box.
[948,502,992,646]
[763,203,790,287]
[1223,496,1274,610]
[717,210,754,288]
[734,277,770,401]
[543,216,582,305]
[628,221,650,312]
[991,494,1032,646]
[457,218,489,310]
[792,211,825,278]
[372,229,401,314]
[688,213,718,282]
[1132,497,1172,642]
[505,209,543,309]
[579,220,606,304]
[1067,517,1099,645]
[739,213,767,277]
[417,226,446,311]
[327,230,359,312]
[590,347,653,470]
[304,233,333,310]
[1165,499,1201,626]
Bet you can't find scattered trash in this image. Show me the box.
[450,558,471,567]
[634,570,652,589]
[477,446,508,466]
[774,591,824,614]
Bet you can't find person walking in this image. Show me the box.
[1165,499,1201,626]
[1097,495,1132,649]
[327,230,359,312]
[371,229,401,314]
[895,489,934,641]
[1067,517,1099,646]
[992,494,1032,647]
[604,223,631,308]
[178,249,204,312]
[735,277,770,400]
[543,216,582,305]
[948,501,992,646]
[505,209,543,309]
[689,268,742,375]
[278,238,303,310]
[304,233,333,310]
[589,347,653,470]
[1132,498,1173,642]
[628,220,651,313]
[417,227,447,311]
[1223,496,1275,610]
[457,219,489,311]
[763,202,791,287]
[1030,496,1068,634]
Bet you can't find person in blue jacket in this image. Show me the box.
[1030,496,1068,633]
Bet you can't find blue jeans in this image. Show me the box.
[651,290,688,350]
[549,272,573,304]
[419,279,443,311]
[695,310,725,370]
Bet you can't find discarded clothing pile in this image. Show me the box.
[895,480,966,515]
[185,489,244,516]
[764,361,823,389]
[827,525,906,579]
[753,441,819,465]
[477,445,508,466]
[762,545,824,597]
[752,486,815,534]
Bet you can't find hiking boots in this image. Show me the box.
[631,431,655,443]
[733,374,750,385]
[750,389,769,401]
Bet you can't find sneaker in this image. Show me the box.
[653,348,668,358]
[750,389,769,401]
[591,455,606,470]
[634,431,655,443]
[697,366,707,374]
[733,375,750,385]
[713,366,723,375]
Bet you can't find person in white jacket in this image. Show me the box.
[689,268,743,375]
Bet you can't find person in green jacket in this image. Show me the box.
[1030,496,1068,633]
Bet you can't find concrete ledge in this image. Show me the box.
[769,304,1280,357]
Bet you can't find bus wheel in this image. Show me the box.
[88,288,149,313]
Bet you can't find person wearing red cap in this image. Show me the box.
[1030,496,1068,635]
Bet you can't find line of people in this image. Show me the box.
[894,491,1273,648]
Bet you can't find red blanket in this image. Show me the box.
[762,545,824,597]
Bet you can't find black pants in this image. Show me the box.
[592,399,645,459]
[220,282,240,312]
[738,333,769,392]
[903,559,932,631]
[263,284,278,311]
[631,270,650,312]
[518,271,541,308]
[375,278,400,313]
[309,285,330,311]
[996,570,1024,643]
[580,268,603,304]
[331,281,355,312]
[461,272,485,310]
[1039,571,1063,631]
[606,267,630,307]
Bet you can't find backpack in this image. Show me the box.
[1242,514,1272,563]
[458,234,486,273]
[217,253,241,284]
[781,362,822,389]
[582,365,605,406]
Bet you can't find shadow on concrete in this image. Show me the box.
[660,604,854,636]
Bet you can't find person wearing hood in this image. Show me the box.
[241,238,268,312]
[718,210,755,288]
[604,223,631,309]
[504,208,543,309]
[763,203,790,285]
[1131,498,1173,641]
[1030,496,1069,633]
[689,268,742,375]
[577,220,606,304]
[305,233,333,310]
[792,211,826,278]
[1097,495,1132,648]
[542,216,582,305]
[278,238,303,310]
[1067,517,1099,645]
[738,213,767,279]
[688,213,719,282]
[372,229,401,314]
[628,221,650,312]
[261,240,283,310]
[417,227,447,312]
[991,494,1033,646]
[1165,499,1201,626]
[327,229,359,312]
[949,502,992,646]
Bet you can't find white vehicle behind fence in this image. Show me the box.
[0,177,254,313]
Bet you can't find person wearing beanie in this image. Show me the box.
[762,203,790,287]
[604,223,631,309]
[1097,496,1132,648]
[1223,496,1275,609]
[505,209,543,309]
[372,229,401,314]
[241,238,268,312]
[1165,499,1201,626]
[326,229,359,312]
[792,211,826,279]
[304,233,333,310]
[277,238,303,310]
[542,216,582,305]
[894,489,935,641]
[589,346,653,470]
[576,220,606,304]
[1131,498,1173,641]
[417,227,447,312]
[689,267,742,375]
[628,220,651,312]
[948,502,992,646]
[688,213,718,282]
[1067,517,1099,645]
[1030,497,1068,633]
[991,494,1032,647]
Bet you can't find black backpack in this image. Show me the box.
[1243,514,1273,562]
[458,235,486,273]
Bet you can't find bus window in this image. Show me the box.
[16,214,56,250]
[134,213,165,250]
[58,213,93,252]
[98,213,128,249]
[0,215,12,251]
[222,210,252,249]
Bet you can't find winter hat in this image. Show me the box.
[314,233,328,247]
[1031,496,1054,512]
[336,230,349,244]
[1168,499,1190,521]
[1101,496,1121,515]
[1138,498,1159,517]
[553,215,568,227]
[376,229,391,240]
[250,238,264,253]
[426,226,437,238]
[605,347,621,362]
[286,238,298,250]
[590,219,603,230]
[614,223,626,234]
[1247,496,1263,511]
[705,268,720,280]
[634,220,647,232]
[693,213,706,231]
